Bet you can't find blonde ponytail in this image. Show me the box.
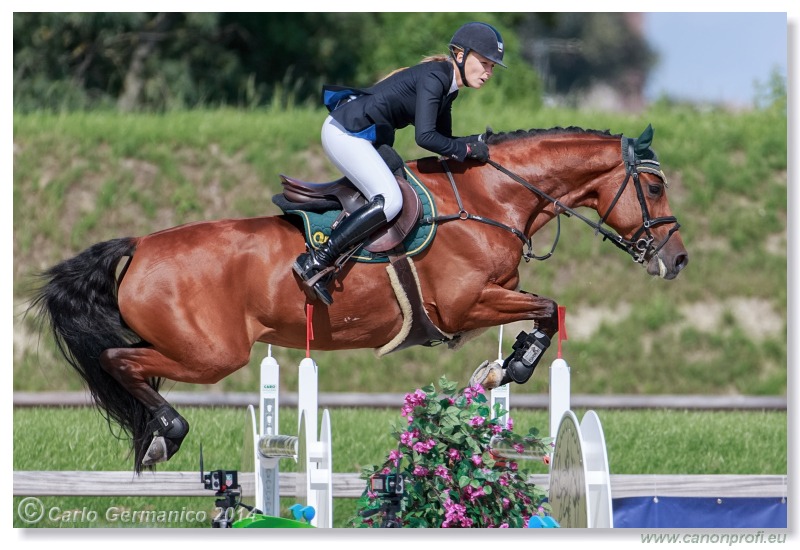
[377,53,452,82]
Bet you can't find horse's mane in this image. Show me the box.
[485,126,621,145]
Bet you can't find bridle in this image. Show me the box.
[427,136,681,265]
[595,137,682,264]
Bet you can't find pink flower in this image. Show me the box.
[413,465,429,476]
[469,416,485,427]
[463,485,485,502]
[388,449,403,466]
[471,454,483,466]
[442,499,473,528]
[448,448,461,461]
[462,384,485,404]
[490,423,504,434]
[434,464,452,482]
[401,389,427,418]
[399,429,419,446]
[413,438,436,454]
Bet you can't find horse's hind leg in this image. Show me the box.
[99,347,191,469]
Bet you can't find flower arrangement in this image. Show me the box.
[349,377,552,528]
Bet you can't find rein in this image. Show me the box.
[423,137,680,265]
[421,159,559,262]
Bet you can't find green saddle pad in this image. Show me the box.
[286,167,437,263]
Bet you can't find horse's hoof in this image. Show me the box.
[142,436,169,466]
[469,359,505,390]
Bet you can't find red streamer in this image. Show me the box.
[557,305,568,358]
[306,303,314,358]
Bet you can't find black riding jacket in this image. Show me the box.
[324,60,478,162]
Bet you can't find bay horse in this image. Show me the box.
[33,125,688,472]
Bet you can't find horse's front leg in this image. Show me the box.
[458,286,559,389]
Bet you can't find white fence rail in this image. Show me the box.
[14,471,788,500]
[13,391,787,410]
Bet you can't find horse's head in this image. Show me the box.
[593,125,688,279]
[483,125,688,279]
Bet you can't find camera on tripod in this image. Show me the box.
[369,473,404,497]
[203,469,238,493]
[199,445,259,528]
[359,472,406,527]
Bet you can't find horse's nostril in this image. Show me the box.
[675,253,689,272]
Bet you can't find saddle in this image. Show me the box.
[277,144,422,254]
[279,173,421,253]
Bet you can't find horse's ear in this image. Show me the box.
[634,124,654,155]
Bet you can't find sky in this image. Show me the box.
[642,12,788,106]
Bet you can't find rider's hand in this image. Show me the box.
[466,142,490,163]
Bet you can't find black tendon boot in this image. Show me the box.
[501,329,551,385]
[293,196,388,305]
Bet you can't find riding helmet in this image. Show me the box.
[450,22,507,68]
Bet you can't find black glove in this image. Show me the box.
[466,141,490,163]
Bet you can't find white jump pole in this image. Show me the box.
[546,306,614,528]
[251,341,333,527]
[255,346,281,517]
[297,356,333,528]
[490,325,510,428]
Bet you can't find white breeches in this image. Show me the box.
[320,115,403,221]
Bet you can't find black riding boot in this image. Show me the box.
[293,196,388,305]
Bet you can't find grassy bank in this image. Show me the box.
[13,101,787,398]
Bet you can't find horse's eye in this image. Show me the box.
[648,184,662,196]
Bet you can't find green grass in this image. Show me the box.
[13,405,787,528]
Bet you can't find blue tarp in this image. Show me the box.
[613,497,787,528]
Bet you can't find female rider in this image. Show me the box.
[293,21,506,305]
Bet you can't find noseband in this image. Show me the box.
[486,135,681,265]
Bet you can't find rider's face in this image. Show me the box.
[456,50,496,89]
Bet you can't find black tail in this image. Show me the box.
[32,237,160,472]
